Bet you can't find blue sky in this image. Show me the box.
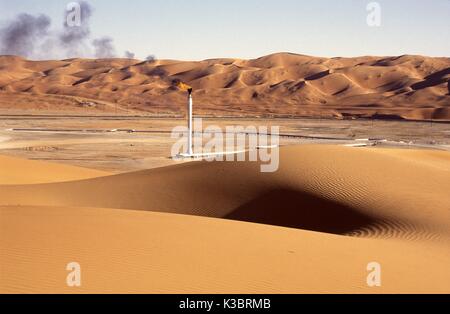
[1,0,449,60]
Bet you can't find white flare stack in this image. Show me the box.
[187,91,193,156]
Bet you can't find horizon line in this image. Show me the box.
[1,51,449,63]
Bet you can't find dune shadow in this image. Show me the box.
[224,189,378,235]
[73,76,92,86]
[305,70,330,81]
[411,67,450,91]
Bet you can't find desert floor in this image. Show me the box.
[0,116,449,293]
[0,115,448,172]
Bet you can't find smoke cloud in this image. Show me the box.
[124,51,135,59]
[0,1,120,59]
[0,14,51,58]
[93,37,116,58]
[58,1,93,56]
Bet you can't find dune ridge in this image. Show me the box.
[0,145,449,293]
[0,154,109,184]
[1,53,449,120]
[1,145,449,241]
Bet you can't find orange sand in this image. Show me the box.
[0,145,449,293]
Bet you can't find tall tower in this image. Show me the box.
[174,80,194,156]
[187,88,193,156]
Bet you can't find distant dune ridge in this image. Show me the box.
[1,145,449,293]
[0,155,109,184]
[0,53,449,120]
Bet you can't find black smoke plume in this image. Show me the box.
[0,14,51,58]
[58,0,93,56]
[146,54,156,62]
[0,1,119,59]
[93,37,116,58]
[124,51,135,59]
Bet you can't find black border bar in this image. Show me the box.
[1,294,448,311]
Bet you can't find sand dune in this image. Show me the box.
[1,206,449,294]
[0,154,109,184]
[1,145,449,239]
[0,145,449,293]
[1,53,449,120]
